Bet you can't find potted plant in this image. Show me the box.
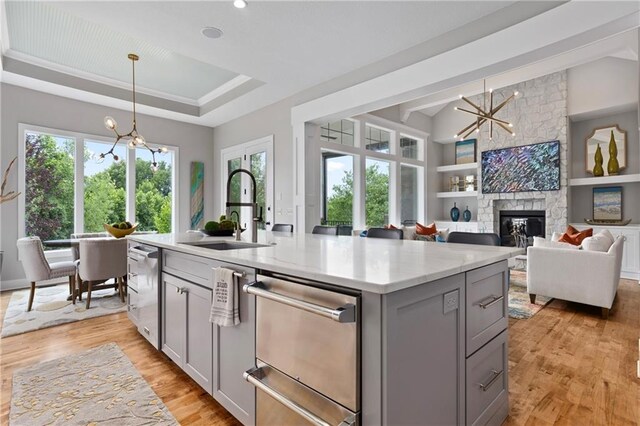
[0,157,21,275]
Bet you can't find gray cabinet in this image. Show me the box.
[161,272,213,394]
[161,250,255,425]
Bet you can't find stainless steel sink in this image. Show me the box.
[183,241,270,250]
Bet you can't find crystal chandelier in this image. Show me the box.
[100,53,167,171]
[454,80,518,141]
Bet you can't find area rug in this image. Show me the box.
[508,270,553,319]
[9,343,177,425]
[1,283,126,338]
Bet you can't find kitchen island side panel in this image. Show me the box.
[382,273,466,426]
[361,291,383,425]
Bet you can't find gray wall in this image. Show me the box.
[0,83,215,286]
[212,97,295,225]
[569,109,640,224]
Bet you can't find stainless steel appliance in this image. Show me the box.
[127,244,160,348]
[244,274,360,425]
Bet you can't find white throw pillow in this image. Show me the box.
[551,232,562,242]
[582,231,614,252]
[533,236,580,250]
[598,229,615,246]
[437,228,450,241]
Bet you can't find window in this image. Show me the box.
[365,125,391,153]
[322,152,354,226]
[21,125,177,247]
[400,136,419,160]
[365,158,390,227]
[320,119,354,146]
[84,140,126,232]
[135,147,174,233]
[24,131,75,248]
[400,165,419,224]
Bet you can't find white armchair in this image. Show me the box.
[77,238,127,309]
[527,237,624,319]
[16,236,77,311]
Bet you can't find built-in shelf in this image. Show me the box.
[569,174,640,186]
[436,191,478,198]
[436,163,478,173]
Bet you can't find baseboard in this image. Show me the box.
[0,277,67,292]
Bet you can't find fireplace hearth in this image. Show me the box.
[499,210,545,247]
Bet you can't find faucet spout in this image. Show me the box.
[225,168,259,243]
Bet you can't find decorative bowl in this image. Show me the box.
[584,218,632,226]
[104,223,138,238]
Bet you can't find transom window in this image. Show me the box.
[365,125,391,153]
[320,119,355,146]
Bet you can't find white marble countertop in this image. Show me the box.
[128,232,523,294]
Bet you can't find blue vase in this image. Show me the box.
[463,206,472,222]
[450,203,460,222]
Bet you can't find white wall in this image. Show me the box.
[0,83,215,287]
[212,97,295,225]
[568,57,639,119]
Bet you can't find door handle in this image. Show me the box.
[243,282,355,323]
[244,366,356,426]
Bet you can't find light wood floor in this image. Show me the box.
[1,280,638,425]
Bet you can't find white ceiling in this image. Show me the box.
[1,0,539,126]
[5,1,240,101]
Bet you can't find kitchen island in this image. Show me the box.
[128,231,522,426]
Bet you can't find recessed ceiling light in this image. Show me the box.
[234,0,247,9]
[201,27,223,39]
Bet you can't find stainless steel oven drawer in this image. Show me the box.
[246,362,357,426]
[250,274,359,412]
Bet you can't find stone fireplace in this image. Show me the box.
[474,72,569,237]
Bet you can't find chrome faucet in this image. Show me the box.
[226,169,262,243]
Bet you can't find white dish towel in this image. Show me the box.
[209,267,240,327]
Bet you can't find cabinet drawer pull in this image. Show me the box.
[478,369,503,391]
[176,287,189,295]
[129,304,137,310]
[478,295,504,309]
[143,327,150,335]
[243,282,355,323]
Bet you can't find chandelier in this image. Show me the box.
[100,53,167,171]
[454,80,518,141]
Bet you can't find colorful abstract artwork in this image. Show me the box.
[190,162,204,229]
[455,139,476,164]
[481,140,560,194]
[593,186,622,221]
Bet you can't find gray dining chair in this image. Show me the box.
[76,238,127,309]
[16,236,77,311]
[367,227,404,240]
[447,232,501,246]
[272,224,294,233]
[70,232,109,261]
[312,225,338,235]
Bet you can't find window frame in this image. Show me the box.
[318,115,427,229]
[18,123,179,257]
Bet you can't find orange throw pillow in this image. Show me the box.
[384,224,398,230]
[416,222,437,236]
[558,226,593,246]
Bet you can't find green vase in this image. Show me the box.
[607,130,619,175]
[593,144,604,177]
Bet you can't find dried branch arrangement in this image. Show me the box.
[0,157,20,204]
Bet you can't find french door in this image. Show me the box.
[221,136,274,231]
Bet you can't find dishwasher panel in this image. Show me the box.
[252,274,359,412]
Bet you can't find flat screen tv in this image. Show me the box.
[481,140,560,194]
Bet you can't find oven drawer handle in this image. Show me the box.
[478,295,504,309]
[242,282,355,323]
[244,367,356,426]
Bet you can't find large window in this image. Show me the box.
[84,140,126,232]
[318,116,425,228]
[365,158,390,227]
[135,147,173,233]
[21,125,177,246]
[322,152,354,226]
[24,131,75,247]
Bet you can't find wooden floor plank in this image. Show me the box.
[1,279,638,425]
